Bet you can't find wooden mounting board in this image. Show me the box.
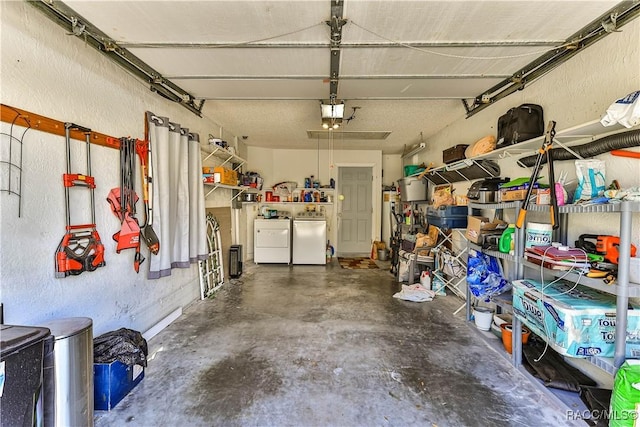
[1,104,120,150]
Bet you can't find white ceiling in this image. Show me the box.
[64,0,622,153]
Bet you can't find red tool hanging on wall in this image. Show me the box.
[135,119,160,255]
[55,123,106,277]
[107,137,144,272]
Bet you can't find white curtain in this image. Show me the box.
[146,112,207,279]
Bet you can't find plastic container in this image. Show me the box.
[427,216,468,229]
[403,165,422,176]
[499,225,515,253]
[500,323,531,354]
[0,324,51,427]
[525,222,553,248]
[473,307,494,331]
[398,177,428,201]
[94,360,144,411]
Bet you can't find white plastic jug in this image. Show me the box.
[420,271,431,288]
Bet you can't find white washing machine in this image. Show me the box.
[254,218,292,264]
[293,212,327,265]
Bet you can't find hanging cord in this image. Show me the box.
[534,246,587,362]
[349,20,601,61]
[123,22,326,48]
[1,109,32,217]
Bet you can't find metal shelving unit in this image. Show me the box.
[467,200,525,366]
[469,200,640,374]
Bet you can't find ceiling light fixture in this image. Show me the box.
[320,101,344,130]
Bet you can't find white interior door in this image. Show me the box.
[338,167,372,254]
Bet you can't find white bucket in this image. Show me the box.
[473,307,494,331]
[525,222,553,248]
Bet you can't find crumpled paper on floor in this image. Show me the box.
[392,284,436,302]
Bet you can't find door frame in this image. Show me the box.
[334,163,381,256]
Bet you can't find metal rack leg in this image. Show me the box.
[512,317,523,366]
[614,203,632,368]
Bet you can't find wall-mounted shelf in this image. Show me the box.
[417,119,633,184]
[204,183,257,200]
[201,144,247,170]
[420,159,500,185]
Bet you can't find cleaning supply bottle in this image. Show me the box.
[499,224,516,254]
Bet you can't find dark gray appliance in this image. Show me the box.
[229,245,243,278]
[467,177,510,203]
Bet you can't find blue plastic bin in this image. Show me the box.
[94,360,144,411]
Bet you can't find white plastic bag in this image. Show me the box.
[392,284,436,302]
[601,91,640,129]
[574,159,606,202]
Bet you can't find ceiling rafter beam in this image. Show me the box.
[27,0,204,117]
[465,1,640,118]
[167,74,510,80]
[118,40,564,49]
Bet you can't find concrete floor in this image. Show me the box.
[95,260,581,427]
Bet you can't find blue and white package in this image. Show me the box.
[512,279,640,358]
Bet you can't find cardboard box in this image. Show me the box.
[466,216,507,244]
[512,279,640,358]
[498,182,539,202]
[499,188,534,201]
[213,166,238,185]
[94,360,144,411]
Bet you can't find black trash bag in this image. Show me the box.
[580,386,612,427]
[522,337,596,392]
[94,328,148,367]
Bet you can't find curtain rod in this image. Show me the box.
[1,104,120,150]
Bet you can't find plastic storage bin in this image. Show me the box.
[0,324,51,427]
[403,165,423,176]
[94,360,145,411]
[427,205,472,229]
[398,177,428,201]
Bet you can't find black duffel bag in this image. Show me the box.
[496,103,544,149]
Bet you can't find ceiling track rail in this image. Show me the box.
[27,0,205,117]
[326,0,346,103]
[463,1,640,118]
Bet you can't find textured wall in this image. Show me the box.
[0,2,223,334]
